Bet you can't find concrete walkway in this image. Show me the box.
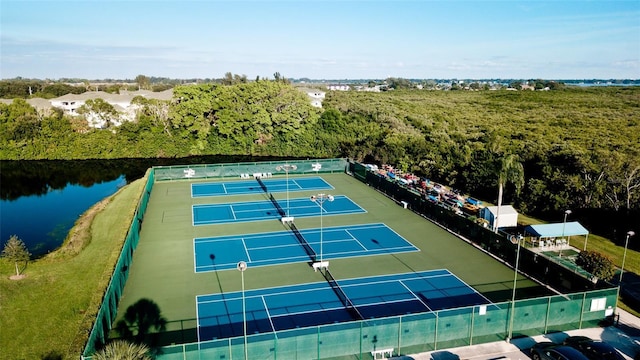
[390,309,640,360]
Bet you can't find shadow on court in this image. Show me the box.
[371,238,417,273]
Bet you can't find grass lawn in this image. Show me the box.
[0,176,146,360]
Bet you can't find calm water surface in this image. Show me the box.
[0,176,126,256]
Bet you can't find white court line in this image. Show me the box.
[269,303,352,319]
[290,178,304,190]
[344,229,367,251]
[221,183,228,194]
[399,280,434,312]
[229,205,237,220]
[261,296,277,333]
[198,283,330,305]
[241,238,252,262]
[447,272,499,309]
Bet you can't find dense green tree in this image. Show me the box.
[576,250,616,282]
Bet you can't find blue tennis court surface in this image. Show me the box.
[192,195,366,226]
[192,177,333,197]
[194,223,418,272]
[196,270,493,341]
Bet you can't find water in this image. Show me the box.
[0,176,127,256]
[0,155,285,257]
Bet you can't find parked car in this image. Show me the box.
[530,342,590,360]
[562,336,625,360]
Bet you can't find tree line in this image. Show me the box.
[1,82,638,223]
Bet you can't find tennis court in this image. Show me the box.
[192,176,333,197]
[192,195,366,226]
[196,269,494,341]
[194,223,419,272]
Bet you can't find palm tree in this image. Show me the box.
[93,340,151,360]
[494,154,524,233]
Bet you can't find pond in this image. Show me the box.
[0,156,281,257]
[1,176,127,256]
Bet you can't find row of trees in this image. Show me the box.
[1,83,639,218]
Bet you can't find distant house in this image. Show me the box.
[326,84,350,91]
[49,89,173,128]
[297,88,326,108]
[479,205,518,230]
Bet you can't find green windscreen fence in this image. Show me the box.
[153,158,348,181]
[82,169,155,358]
[153,288,617,360]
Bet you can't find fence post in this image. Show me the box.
[398,316,402,356]
[359,320,363,360]
[470,307,475,346]
[579,292,586,329]
[434,311,439,351]
[544,296,551,334]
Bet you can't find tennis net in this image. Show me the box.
[323,268,364,321]
[256,176,268,193]
[269,193,286,217]
[288,222,316,261]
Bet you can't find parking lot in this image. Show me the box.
[397,309,639,360]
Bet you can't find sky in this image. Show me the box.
[1,0,639,80]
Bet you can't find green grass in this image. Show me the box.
[0,177,146,360]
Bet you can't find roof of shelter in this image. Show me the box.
[524,222,589,238]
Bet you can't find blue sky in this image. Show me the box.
[1,0,638,80]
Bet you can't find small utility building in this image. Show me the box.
[479,205,518,230]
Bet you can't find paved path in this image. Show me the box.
[391,309,640,360]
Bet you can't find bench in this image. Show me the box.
[371,348,393,359]
[312,261,329,272]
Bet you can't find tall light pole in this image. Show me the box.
[276,164,297,220]
[507,235,521,342]
[619,231,635,286]
[237,261,248,360]
[559,209,571,257]
[310,194,334,263]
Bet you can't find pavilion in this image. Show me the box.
[524,221,589,250]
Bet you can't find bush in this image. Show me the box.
[576,250,616,282]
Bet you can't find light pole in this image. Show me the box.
[559,209,571,257]
[276,164,297,220]
[619,231,635,286]
[507,235,521,342]
[237,261,248,360]
[310,194,334,264]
